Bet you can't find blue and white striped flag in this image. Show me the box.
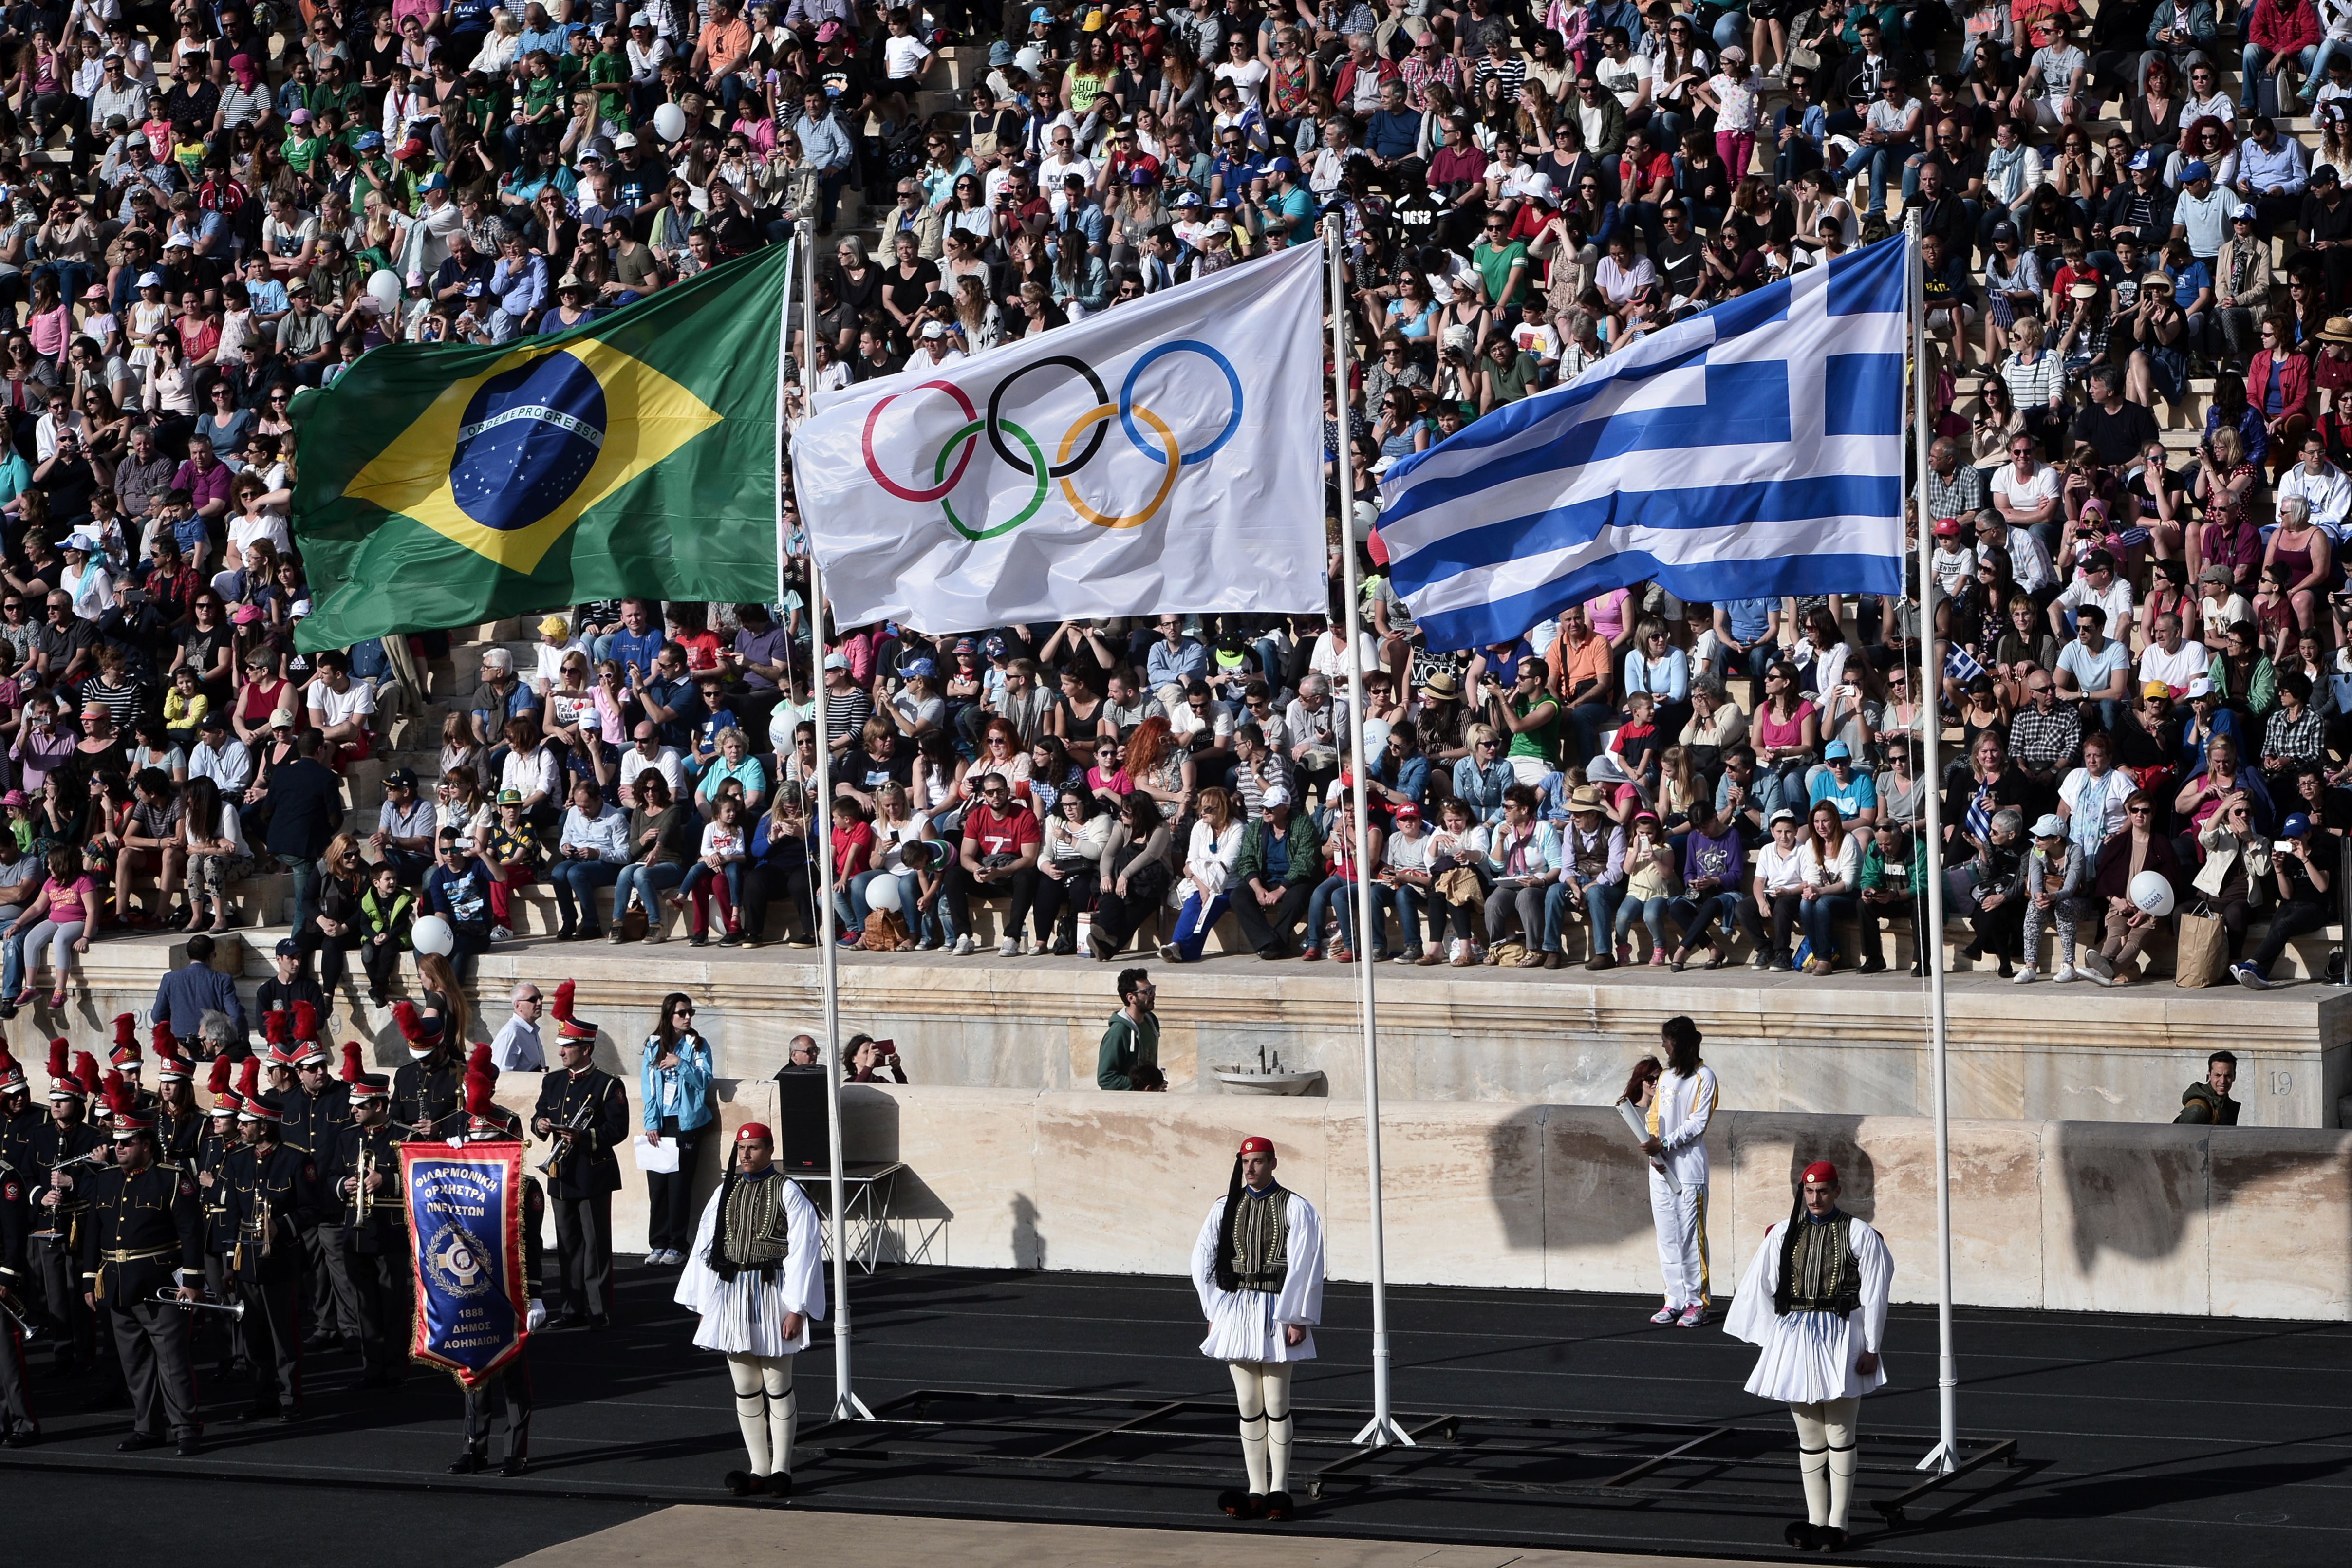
[1379,234,1912,652]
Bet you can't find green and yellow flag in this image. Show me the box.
[291,243,794,651]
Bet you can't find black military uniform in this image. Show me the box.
[0,1148,37,1443]
[321,1088,408,1385]
[453,1101,542,1476]
[284,1060,357,1348]
[192,1110,241,1375]
[29,1106,103,1370]
[392,1050,462,1140]
[220,1097,319,1420]
[76,1140,205,1453]
[0,1092,39,1179]
[532,1061,628,1326]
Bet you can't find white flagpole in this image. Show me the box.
[1907,213,1959,1475]
[1328,217,1409,1451]
[796,222,868,1422]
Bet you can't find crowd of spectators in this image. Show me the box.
[0,0,2336,1004]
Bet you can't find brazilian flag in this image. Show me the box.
[291,243,795,652]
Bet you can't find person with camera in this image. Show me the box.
[2231,809,2336,988]
[639,992,713,1267]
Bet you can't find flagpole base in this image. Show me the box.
[831,1391,875,1421]
[1350,1412,1416,1449]
[1914,1439,1958,1475]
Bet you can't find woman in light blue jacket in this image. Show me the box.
[640,990,715,1267]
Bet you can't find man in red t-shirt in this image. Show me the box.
[952,775,1042,956]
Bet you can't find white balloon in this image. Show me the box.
[653,103,687,144]
[2128,871,2176,918]
[866,876,904,914]
[365,267,401,316]
[411,914,455,957]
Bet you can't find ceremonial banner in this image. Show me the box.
[290,242,796,651]
[401,1141,528,1388]
[791,241,1327,634]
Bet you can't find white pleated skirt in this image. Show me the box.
[1742,1308,1887,1404]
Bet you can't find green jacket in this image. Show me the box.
[1097,1009,1159,1091]
[1234,812,1325,890]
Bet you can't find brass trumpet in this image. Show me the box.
[0,1292,38,1342]
[149,1288,244,1322]
[537,1096,593,1181]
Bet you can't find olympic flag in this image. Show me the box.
[793,241,1328,633]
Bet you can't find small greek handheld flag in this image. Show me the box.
[1379,235,1912,651]
[1943,644,1985,685]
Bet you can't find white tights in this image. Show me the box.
[1789,1397,1860,1529]
[727,1353,799,1478]
[1228,1360,1295,1496]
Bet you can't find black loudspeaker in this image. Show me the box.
[773,1066,830,1172]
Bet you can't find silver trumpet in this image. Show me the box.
[0,1294,37,1342]
[150,1288,244,1322]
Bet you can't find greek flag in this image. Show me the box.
[1379,234,1912,652]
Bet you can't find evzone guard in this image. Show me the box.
[1725,1160,1895,1553]
[1191,1135,1324,1524]
[674,1120,825,1499]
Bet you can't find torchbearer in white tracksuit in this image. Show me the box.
[1636,1015,1719,1328]
[1192,1134,1324,1524]
[674,1121,827,1501]
[1725,1160,1893,1554]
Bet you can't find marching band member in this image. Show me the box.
[0,1046,37,1175]
[1191,1135,1324,1523]
[284,1003,358,1350]
[194,1058,243,1378]
[31,1044,103,1371]
[77,1072,204,1457]
[323,1045,407,1388]
[674,1120,825,1498]
[220,1060,319,1423]
[448,1055,544,1477]
[0,1075,34,1447]
[392,1000,463,1139]
[1725,1160,1895,1553]
[531,982,626,1331]
[152,1032,203,1165]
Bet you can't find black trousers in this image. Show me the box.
[108,1296,199,1440]
[0,1314,35,1440]
[235,1270,302,1408]
[552,1190,614,1318]
[742,860,816,941]
[1232,882,1317,955]
[344,1240,411,1381]
[35,1232,93,1365]
[948,864,1040,937]
[1029,868,1097,944]
[644,1126,703,1255]
[304,1221,363,1341]
[1739,892,1802,961]
[1088,884,1154,958]
[462,1355,533,1459]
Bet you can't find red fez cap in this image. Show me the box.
[736,1122,773,1143]
[1801,1160,1840,1185]
[1237,1136,1275,1157]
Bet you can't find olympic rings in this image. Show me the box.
[1059,403,1178,530]
[937,417,1048,540]
[987,355,1109,478]
[1120,341,1243,466]
[857,339,1241,538]
[860,379,979,503]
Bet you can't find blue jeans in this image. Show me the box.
[549,857,621,928]
[1835,140,1914,218]
[614,859,685,914]
[1801,892,1858,962]
[279,851,320,939]
[1167,890,1229,961]
[1614,894,1675,949]
[2243,41,2319,108]
[1669,890,1743,950]
[1545,878,1623,954]
[1306,874,1377,954]
[1389,884,1426,952]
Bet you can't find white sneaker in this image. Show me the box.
[2012,966,2038,984]
[952,934,976,955]
[490,925,513,943]
[997,936,1020,956]
[2052,964,2078,984]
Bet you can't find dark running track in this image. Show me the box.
[3,1265,2348,1568]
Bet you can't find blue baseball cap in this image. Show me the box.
[1823,741,1851,761]
[1029,5,1051,19]
[902,656,936,678]
[355,131,383,150]
[2283,812,2313,839]
[1266,156,1298,175]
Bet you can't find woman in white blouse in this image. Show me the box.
[1157,784,1245,963]
[1797,801,1863,975]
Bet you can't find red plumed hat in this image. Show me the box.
[235,1057,261,1101]
[103,1069,151,1131]
[206,1056,233,1097]
[263,1009,288,1046]
[340,1042,365,1083]
[293,1000,320,1045]
[44,1038,66,1081]
[391,1000,444,1046]
[150,1018,173,1055]
[72,1052,99,1093]
[111,1011,137,1050]
[0,1044,22,1092]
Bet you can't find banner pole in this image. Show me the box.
[1908,211,1959,1475]
[1328,218,1408,1452]
[797,222,867,1422]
